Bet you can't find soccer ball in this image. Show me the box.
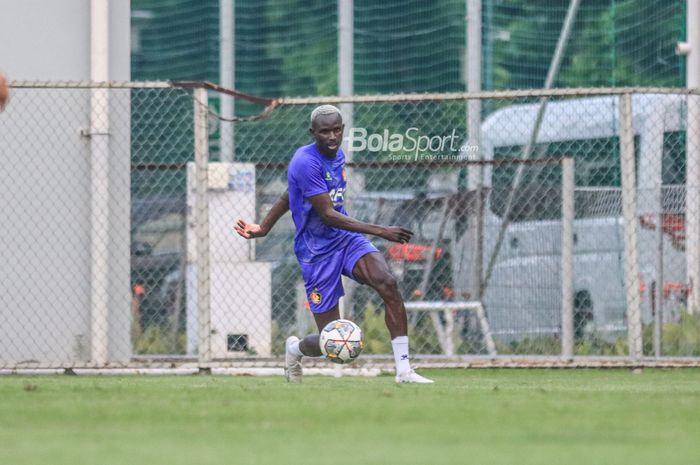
[319,319,364,364]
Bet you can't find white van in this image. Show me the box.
[460,93,689,342]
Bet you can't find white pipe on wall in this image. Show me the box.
[90,0,110,365]
[219,0,234,162]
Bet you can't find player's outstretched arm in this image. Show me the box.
[308,193,413,243]
[234,191,289,239]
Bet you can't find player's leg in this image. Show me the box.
[284,334,304,383]
[352,252,434,384]
[296,305,341,357]
[285,305,340,383]
[352,252,407,337]
[286,254,345,382]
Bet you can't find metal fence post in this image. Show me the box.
[89,0,111,366]
[89,84,110,366]
[194,87,212,364]
[654,183,664,358]
[561,156,575,359]
[619,93,643,361]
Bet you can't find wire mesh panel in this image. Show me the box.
[223,93,585,359]
[0,82,194,367]
[634,92,700,358]
[131,88,195,358]
[3,83,700,369]
[223,89,700,363]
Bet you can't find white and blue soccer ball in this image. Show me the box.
[319,319,364,364]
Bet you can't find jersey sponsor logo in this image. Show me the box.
[328,186,345,206]
[310,288,322,305]
[325,171,332,181]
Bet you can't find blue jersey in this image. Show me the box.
[287,143,356,264]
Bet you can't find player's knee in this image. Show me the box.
[373,272,398,294]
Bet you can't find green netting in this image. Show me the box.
[354,1,465,93]
[132,0,685,95]
[127,0,688,176]
[129,0,686,165]
[489,0,685,89]
[131,0,219,81]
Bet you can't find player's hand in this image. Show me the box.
[234,219,266,239]
[380,226,413,244]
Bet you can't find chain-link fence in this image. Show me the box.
[2,82,700,369]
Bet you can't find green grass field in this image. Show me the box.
[1,369,699,465]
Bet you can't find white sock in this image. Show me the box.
[391,336,411,375]
[288,338,303,357]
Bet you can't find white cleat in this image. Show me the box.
[395,369,434,384]
[285,336,303,383]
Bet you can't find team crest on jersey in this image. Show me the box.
[342,168,347,181]
[325,171,332,181]
[310,288,322,305]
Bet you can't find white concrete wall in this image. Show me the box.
[0,0,131,365]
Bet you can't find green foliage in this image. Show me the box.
[133,325,186,355]
[492,333,629,356]
[493,313,700,357]
[408,312,445,355]
[360,303,392,354]
[495,336,562,355]
[359,302,445,355]
[575,335,628,356]
[643,312,700,356]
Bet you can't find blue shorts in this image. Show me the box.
[299,234,379,314]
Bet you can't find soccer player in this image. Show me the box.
[235,105,433,384]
